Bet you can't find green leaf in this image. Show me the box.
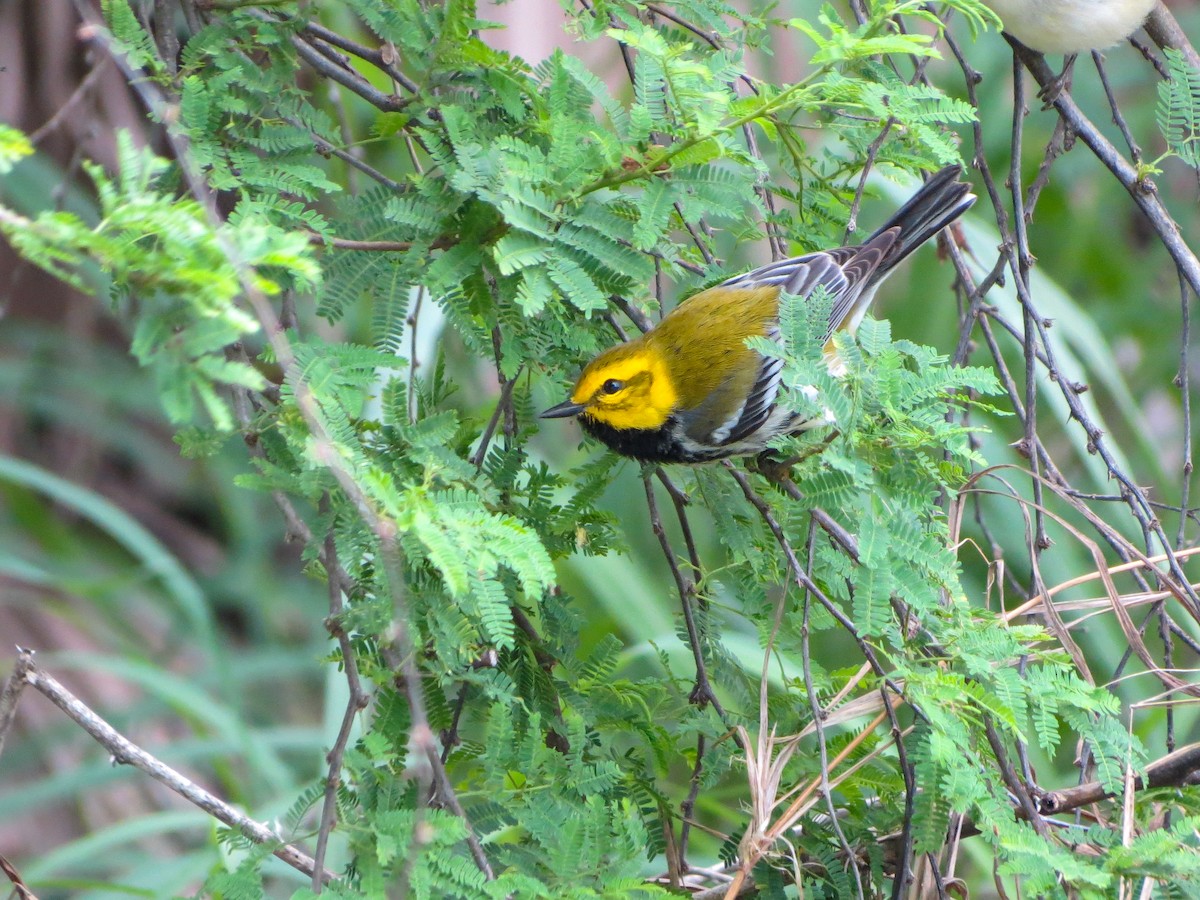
[1157,48,1200,168]
[0,124,33,175]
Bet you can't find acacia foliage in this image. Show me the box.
[4,0,1200,896]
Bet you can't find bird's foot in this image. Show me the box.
[1039,54,1077,107]
[750,450,794,484]
[750,431,840,483]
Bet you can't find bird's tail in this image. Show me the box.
[868,165,976,270]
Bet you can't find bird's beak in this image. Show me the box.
[540,399,586,419]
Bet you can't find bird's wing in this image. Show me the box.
[705,322,786,447]
[721,232,899,341]
[697,235,900,447]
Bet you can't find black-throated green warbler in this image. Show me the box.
[541,165,976,464]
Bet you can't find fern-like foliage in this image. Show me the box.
[1157,48,1200,169]
[0,0,1189,895]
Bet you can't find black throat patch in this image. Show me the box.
[577,414,722,464]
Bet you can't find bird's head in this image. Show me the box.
[540,342,680,432]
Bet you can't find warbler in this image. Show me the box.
[540,165,976,464]
[982,0,1157,53]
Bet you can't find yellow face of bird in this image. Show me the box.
[569,343,680,431]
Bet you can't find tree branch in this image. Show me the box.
[2,650,335,884]
[1041,741,1200,814]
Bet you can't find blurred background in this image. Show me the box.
[2,0,1199,894]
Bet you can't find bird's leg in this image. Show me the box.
[750,450,789,483]
[1004,32,1075,107]
[751,430,840,482]
[746,438,861,563]
[1038,53,1078,106]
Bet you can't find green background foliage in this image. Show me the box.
[2,0,1200,897]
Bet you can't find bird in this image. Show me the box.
[539,165,977,465]
[982,0,1157,54]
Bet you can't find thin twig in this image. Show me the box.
[29,59,110,145]
[297,19,421,94]
[0,651,34,762]
[726,467,911,705]
[472,372,521,468]
[1042,741,1200,813]
[800,520,866,899]
[10,651,336,883]
[679,734,706,865]
[441,684,470,764]
[642,475,724,713]
[290,34,410,113]
[655,470,704,595]
[312,530,372,892]
[1091,53,1141,162]
[0,854,39,900]
[1143,4,1200,71]
[1010,39,1200,300]
[300,127,406,193]
[307,234,453,252]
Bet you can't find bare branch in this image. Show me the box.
[9,651,335,884]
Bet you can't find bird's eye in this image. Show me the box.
[601,379,624,395]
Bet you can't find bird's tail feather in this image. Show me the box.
[868,165,976,270]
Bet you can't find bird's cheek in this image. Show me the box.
[592,398,665,431]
